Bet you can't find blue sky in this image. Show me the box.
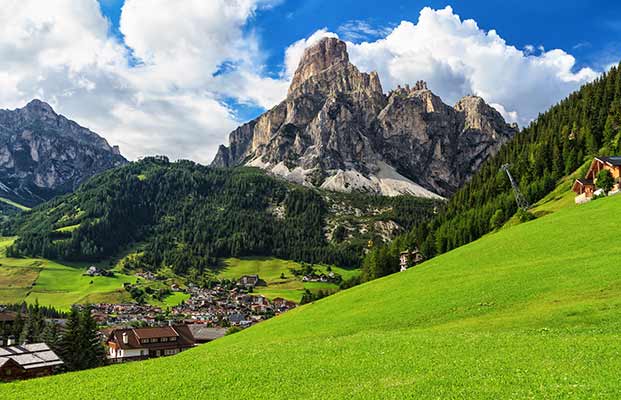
[1,1,618,162]
[100,0,621,73]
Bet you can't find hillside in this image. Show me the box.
[4,157,441,274]
[410,62,621,259]
[4,193,621,398]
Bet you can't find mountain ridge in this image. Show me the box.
[0,99,126,206]
[213,37,518,197]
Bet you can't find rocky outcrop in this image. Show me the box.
[0,100,127,206]
[213,37,517,198]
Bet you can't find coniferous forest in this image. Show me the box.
[361,63,621,280]
[4,156,440,274]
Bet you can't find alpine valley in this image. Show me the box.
[2,8,621,399]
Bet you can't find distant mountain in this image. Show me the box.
[213,38,517,197]
[0,99,126,206]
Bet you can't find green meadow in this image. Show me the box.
[0,238,184,310]
[216,257,360,302]
[4,190,621,398]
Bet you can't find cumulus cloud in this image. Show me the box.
[0,0,285,162]
[285,6,599,126]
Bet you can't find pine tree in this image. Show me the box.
[77,307,105,370]
[41,322,62,353]
[58,308,80,371]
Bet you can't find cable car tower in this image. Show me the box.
[501,164,529,211]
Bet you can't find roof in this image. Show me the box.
[0,311,17,322]
[596,156,621,166]
[0,343,63,370]
[188,325,227,341]
[575,178,594,185]
[133,326,179,339]
[108,325,195,350]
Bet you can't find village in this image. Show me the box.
[0,273,297,381]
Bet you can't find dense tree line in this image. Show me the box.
[362,62,621,280]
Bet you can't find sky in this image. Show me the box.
[1,0,620,163]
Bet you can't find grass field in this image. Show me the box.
[216,257,360,302]
[5,189,621,398]
[0,238,187,310]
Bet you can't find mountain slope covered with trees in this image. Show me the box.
[361,62,621,280]
[4,157,440,274]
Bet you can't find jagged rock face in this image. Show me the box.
[213,38,517,198]
[0,100,127,206]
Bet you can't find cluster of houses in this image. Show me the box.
[169,276,296,327]
[301,271,340,283]
[0,273,298,381]
[572,156,621,203]
[89,274,296,329]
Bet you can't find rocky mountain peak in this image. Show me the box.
[289,37,350,94]
[24,99,55,115]
[213,39,517,198]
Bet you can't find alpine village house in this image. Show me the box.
[106,325,195,363]
[572,156,621,204]
[0,340,64,382]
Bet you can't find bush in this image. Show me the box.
[596,169,614,194]
[516,209,536,223]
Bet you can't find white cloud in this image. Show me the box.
[0,0,284,163]
[285,6,599,126]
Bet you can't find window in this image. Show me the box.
[161,337,168,342]
[169,337,177,342]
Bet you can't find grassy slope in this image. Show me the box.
[0,238,189,310]
[216,257,360,302]
[4,195,621,398]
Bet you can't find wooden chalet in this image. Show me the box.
[573,156,621,203]
[0,343,64,382]
[106,325,195,363]
[400,248,425,272]
[238,275,260,288]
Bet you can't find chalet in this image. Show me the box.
[573,156,621,204]
[106,325,195,363]
[400,248,425,272]
[272,297,297,312]
[0,343,64,382]
[238,275,259,288]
